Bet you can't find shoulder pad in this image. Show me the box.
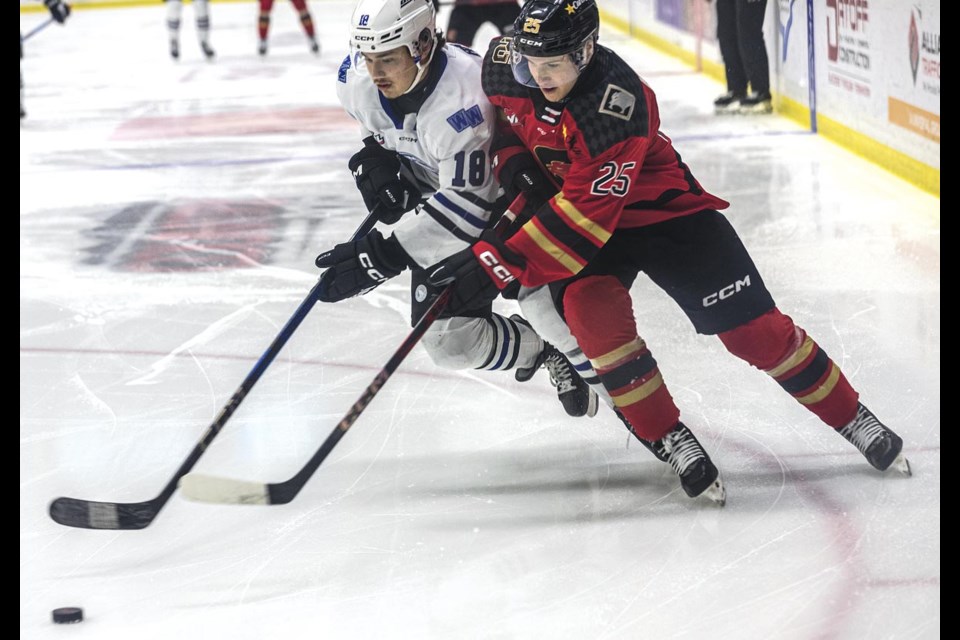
[482,37,527,100]
[566,49,651,157]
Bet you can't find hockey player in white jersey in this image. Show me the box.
[316,0,600,417]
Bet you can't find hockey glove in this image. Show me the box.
[315,230,411,302]
[349,138,422,225]
[44,0,71,23]
[427,231,525,315]
[496,151,557,213]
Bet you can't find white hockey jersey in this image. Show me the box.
[336,44,500,268]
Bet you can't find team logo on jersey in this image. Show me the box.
[599,84,636,121]
[522,18,542,34]
[446,105,484,132]
[338,55,351,83]
[492,38,511,64]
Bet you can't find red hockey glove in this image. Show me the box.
[426,231,525,315]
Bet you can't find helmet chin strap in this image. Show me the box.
[401,33,437,95]
[572,36,597,73]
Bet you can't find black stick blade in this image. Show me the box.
[48,497,158,530]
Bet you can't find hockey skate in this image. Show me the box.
[713,91,744,114]
[201,41,216,60]
[309,38,320,55]
[838,403,912,475]
[739,91,773,114]
[512,316,598,418]
[651,422,726,505]
[169,40,180,60]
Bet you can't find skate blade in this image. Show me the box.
[586,389,599,418]
[714,105,740,115]
[699,478,726,507]
[890,453,912,476]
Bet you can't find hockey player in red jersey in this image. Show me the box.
[256,0,320,56]
[429,0,911,504]
[315,0,599,419]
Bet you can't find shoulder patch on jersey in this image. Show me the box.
[566,48,650,158]
[483,37,528,100]
[447,105,485,132]
[491,37,511,65]
[338,54,351,84]
[598,84,636,121]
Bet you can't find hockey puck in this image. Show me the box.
[52,607,83,624]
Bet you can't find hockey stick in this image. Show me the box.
[22,18,55,42]
[48,212,379,529]
[179,284,454,505]
[179,197,526,506]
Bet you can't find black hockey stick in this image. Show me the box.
[178,196,525,506]
[178,284,454,504]
[48,212,379,529]
[22,17,55,42]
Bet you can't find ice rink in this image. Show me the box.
[20,2,940,638]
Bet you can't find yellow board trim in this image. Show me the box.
[21,0,248,13]
[599,8,940,200]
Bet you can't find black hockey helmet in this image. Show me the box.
[512,0,600,58]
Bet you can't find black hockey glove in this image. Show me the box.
[426,230,525,315]
[44,0,71,23]
[315,230,411,302]
[498,152,557,213]
[348,138,422,225]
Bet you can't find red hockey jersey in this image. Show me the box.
[481,37,729,286]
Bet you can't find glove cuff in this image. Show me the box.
[369,230,416,273]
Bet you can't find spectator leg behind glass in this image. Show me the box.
[714,0,771,114]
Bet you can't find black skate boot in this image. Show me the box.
[739,91,773,114]
[201,41,215,60]
[651,422,726,505]
[309,38,320,55]
[512,316,598,418]
[838,403,912,475]
[169,39,180,60]
[713,91,744,114]
[258,39,268,56]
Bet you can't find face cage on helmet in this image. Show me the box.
[509,31,596,89]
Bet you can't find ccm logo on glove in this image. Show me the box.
[477,250,515,285]
[359,252,389,282]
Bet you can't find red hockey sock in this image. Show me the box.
[257,0,274,40]
[291,0,316,37]
[718,308,859,427]
[563,276,680,441]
